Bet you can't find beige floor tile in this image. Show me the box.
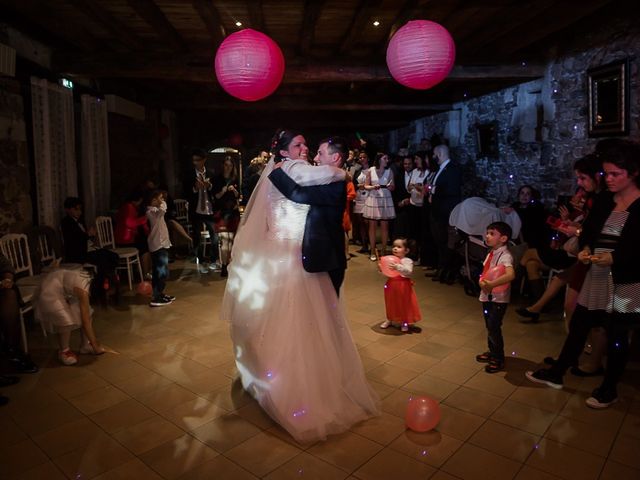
[559,392,627,430]
[138,433,219,479]
[137,383,200,413]
[353,448,437,480]
[190,413,262,452]
[179,455,259,480]
[175,369,233,395]
[490,399,556,436]
[367,363,420,388]
[0,438,49,478]
[608,433,640,470]
[112,370,174,398]
[430,471,464,480]
[525,438,605,480]
[425,361,479,385]
[307,431,383,472]
[112,416,185,455]
[53,432,134,479]
[12,461,67,480]
[0,415,27,448]
[90,398,157,433]
[10,396,85,436]
[619,410,640,439]
[441,443,521,480]
[444,386,504,417]
[514,465,562,480]
[204,380,255,411]
[385,350,440,372]
[263,452,350,480]
[234,401,278,430]
[509,385,572,413]
[469,420,540,462]
[48,370,110,399]
[67,385,130,415]
[429,332,472,348]
[358,343,404,363]
[441,348,487,370]
[32,417,105,458]
[349,411,407,445]
[388,429,463,468]
[545,415,618,456]
[93,458,163,480]
[359,355,384,372]
[403,373,459,401]
[226,431,302,477]
[367,380,396,399]
[408,341,457,360]
[464,370,518,398]
[162,396,228,430]
[599,459,640,480]
[436,405,485,441]
[381,388,417,418]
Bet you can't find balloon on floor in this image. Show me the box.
[406,395,441,432]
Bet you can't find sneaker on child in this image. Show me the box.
[379,320,391,329]
[59,349,78,366]
[585,387,618,409]
[150,297,173,307]
[525,369,563,389]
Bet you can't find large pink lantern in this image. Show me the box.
[386,20,456,90]
[214,29,285,101]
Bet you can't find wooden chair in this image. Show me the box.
[95,216,143,290]
[0,234,45,351]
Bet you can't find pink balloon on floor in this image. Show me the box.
[379,255,401,278]
[480,264,508,294]
[406,395,441,432]
[136,280,152,296]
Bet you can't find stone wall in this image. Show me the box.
[0,77,32,234]
[385,20,640,207]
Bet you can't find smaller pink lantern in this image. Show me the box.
[215,29,285,102]
[406,395,441,432]
[386,20,456,90]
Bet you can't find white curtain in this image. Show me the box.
[30,77,77,228]
[80,94,111,225]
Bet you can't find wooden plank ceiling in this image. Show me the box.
[0,0,630,133]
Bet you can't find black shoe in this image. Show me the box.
[485,359,504,373]
[525,368,563,389]
[432,275,442,282]
[0,375,20,387]
[543,356,556,366]
[162,294,176,302]
[424,269,440,277]
[150,297,173,307]
[516,307,540,323]
[475,352,492,363]
[586,387,618,409]
[570,366,605,377]
[9,354,39,374]
[220,265,228,278]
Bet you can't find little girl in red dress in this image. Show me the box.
[379,238,422,332]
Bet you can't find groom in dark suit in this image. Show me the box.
[269,137,349,296]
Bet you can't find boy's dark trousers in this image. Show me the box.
[482,301,507,361]
[151,248,169,300]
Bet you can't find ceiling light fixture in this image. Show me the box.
[235,21,242,27]
[373,20,380,27]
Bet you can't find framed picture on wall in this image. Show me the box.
[587,58,629,137]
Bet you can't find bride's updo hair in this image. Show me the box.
[271,128,301,162]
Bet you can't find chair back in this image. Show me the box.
[174,199,189,224]
[95,216,116,249]
[0,234,34,277]
[38,232,57,265]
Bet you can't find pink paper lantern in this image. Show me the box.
[214,29,285,102]
[386,20,456,90]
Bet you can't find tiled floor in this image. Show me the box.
[2,249,639,480]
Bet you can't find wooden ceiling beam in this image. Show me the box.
[377,0,423,54]
[54,52,545,83]
[67,0,144,50]
[125,0,187,51]
[247,0,265,32]
[338,0,384,55]
[191,0,226,46]
[298,0,326,55]
[169,101,452,111]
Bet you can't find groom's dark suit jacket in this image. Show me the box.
[268,168,347,276]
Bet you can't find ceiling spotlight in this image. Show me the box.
[235,21,242,27]
[373,20,380,27]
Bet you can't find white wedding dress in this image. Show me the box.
[221,158,380,443]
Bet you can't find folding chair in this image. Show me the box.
[174,199,192,236]
[95,216,143,290]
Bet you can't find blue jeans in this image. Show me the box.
[151,248,169,300]
[482,301,507,361]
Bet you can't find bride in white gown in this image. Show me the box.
[221,129,379,443]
